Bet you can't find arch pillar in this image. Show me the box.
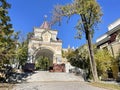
[53,55,57,64]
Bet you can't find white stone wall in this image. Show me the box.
[28,27,62,64]
[65,62,75,73]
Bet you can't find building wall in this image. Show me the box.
[28,24,62,64]
[96,19,120,79]
[111,41,120,57]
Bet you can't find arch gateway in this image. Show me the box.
[27,20,63,70]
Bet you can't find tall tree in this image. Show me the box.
[0,0,15,66]
[52,0,102,81]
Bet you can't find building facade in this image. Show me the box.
[96,19,120,78]
[27,20,62,66]
[96,19,120,57]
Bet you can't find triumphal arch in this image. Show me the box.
[28,20,62,66]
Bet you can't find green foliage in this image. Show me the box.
[13,32,29,68]
[52,0,102,39]
[94,49,114,78]
[90,82,120,90]
[62,50,67,58]
[0,0,16,66]
[66,46,90,70]
[35,56,50,70]
[77,44,89,59]
[16,40,28,67]
[64,49,75,58]
[0,0,28,69]
[66,46,91,79]
[66,45,116,79]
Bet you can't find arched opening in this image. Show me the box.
[34,49,54,70]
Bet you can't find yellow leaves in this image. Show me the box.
[95,49,113,73]
[0,7,4,12]
[52,0,102,31]
[95,49,112,62]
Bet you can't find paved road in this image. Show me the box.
[27,71,84,82]
[13,81,108,90]
[12,71,108,90]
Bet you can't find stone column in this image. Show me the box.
[30,56,33,63]
[55,55,62,64]
[53,55,57,64]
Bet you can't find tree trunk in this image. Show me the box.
[87,32,98,82]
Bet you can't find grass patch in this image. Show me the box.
[89,82,120,90]
[0,83,14,90]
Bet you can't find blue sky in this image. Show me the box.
[8,0,120,48]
